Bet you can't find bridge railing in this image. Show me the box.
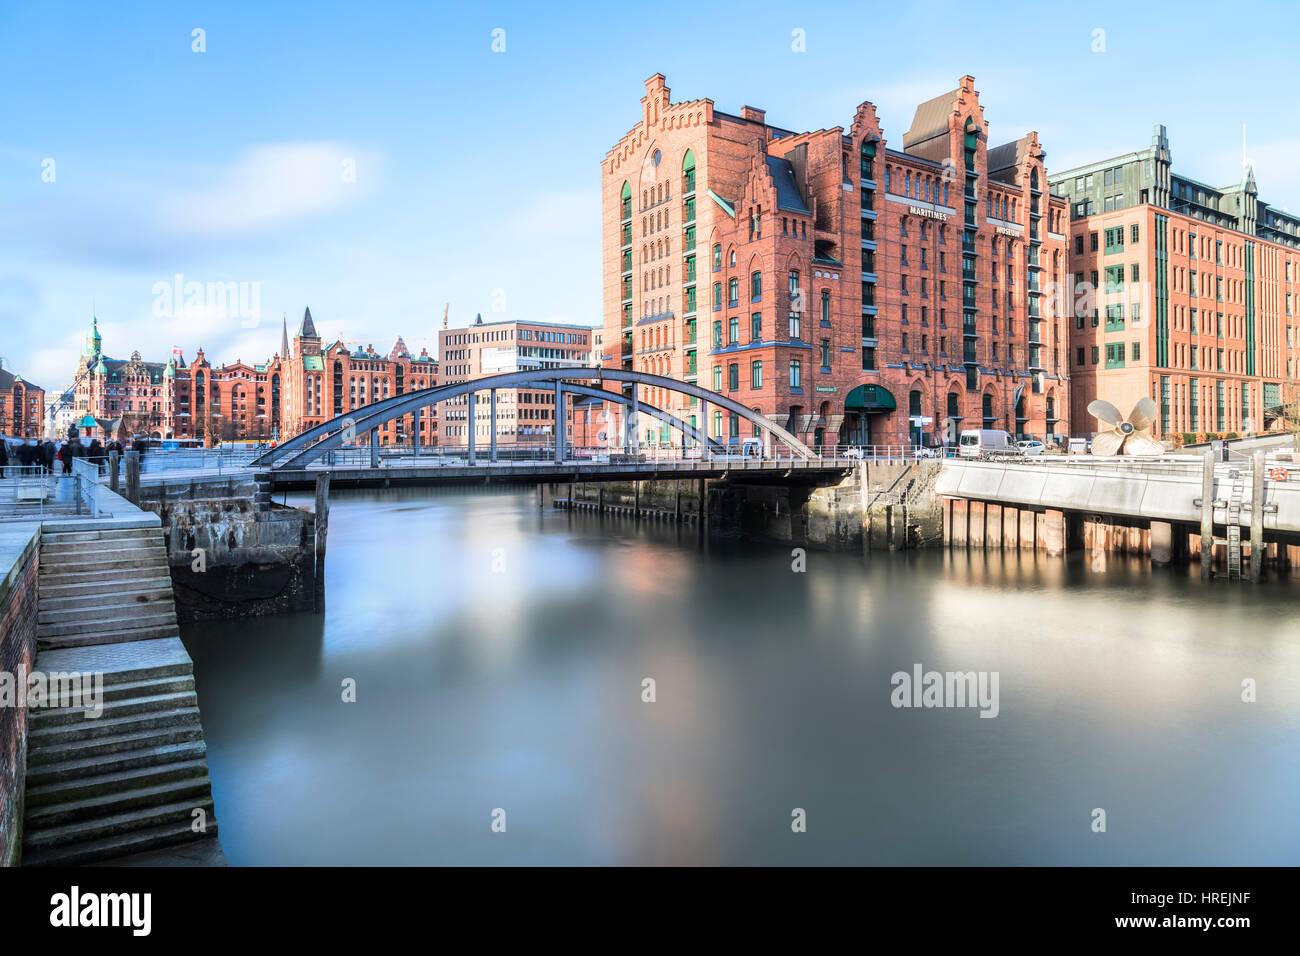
[277,442,941,469]
[70,457,101,517]
[138,448,262,474]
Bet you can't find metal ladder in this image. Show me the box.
[1226,469,1244,579]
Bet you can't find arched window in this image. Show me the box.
[682,148,696,193]
[620,182,632,220]
[982,393,995,426]
[712,244,722,272]
[909,390,922,416]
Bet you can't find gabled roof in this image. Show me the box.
[765,156,810,214]
[0,367,43,391]
[903,88,958,152]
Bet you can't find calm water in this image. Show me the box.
[181,486,1300,865]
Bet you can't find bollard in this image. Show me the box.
[1200,451,1214,578]
[109,450,120,493]
[124,449,141,506]
[314,473,330,613]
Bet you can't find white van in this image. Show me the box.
[958,429,1016,459]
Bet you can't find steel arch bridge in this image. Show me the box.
[252,368,815,469]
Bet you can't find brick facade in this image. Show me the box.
[0,532,39,866]
[0,368,45,440]
[1052,126,1300,439]
[602,74,1071,452]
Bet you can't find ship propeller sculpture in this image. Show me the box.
[1087,397,1163,456]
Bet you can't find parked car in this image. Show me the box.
[958,429,1018,459]
[1015,440,1045,456]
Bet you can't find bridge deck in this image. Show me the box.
[260,456,859,488]
[935,455,1300,534]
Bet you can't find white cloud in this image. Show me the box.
[161,143,377,238]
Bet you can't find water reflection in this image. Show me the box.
[182,486,1300,865]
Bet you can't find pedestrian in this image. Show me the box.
[88,438,106,475]
[59,440,73,474]
[0,437,8,478]
[42,440,56,475]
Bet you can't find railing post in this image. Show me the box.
[109,450,120,493]
[370,429,380,468]
[467,392,476,466]
[490,389,498,463]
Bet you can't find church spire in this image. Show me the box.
[281,313,291,360]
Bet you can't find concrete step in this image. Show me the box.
[27,758,211,808]
[39,609,178,639]
[40,527,162,545]
[39,552,169,574]
[98,674,195,703]
[26,774,213,828]
[33,638,193,686]
[27,740,207,787]
[27,720,204,765]
[30,705,201,745]
[23,816,218,867]
[30,691,198,729]
[23,798,216,860]
[37,574,173,596]
[38,623,181,651]
[40,516,160,534]
[39,601,177,628]
[41,537,158,558]
[39,586,175,614]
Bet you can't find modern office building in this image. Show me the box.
[1051,125,1300,438]
[436,314,595,447]
[601,73,1072,450]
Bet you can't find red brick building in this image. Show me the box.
[1051,126,1300,439]
[68,308,439,446]
[601,74,1071,452]
[0,366,45,439]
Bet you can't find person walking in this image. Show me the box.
[41,440,55,475]
[59,439,73,474]
[88,438,106,476]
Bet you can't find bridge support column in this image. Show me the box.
[413,411,420,457]
[490,390,498,462]
[1250,451,1265,583]
[370,429,379,468]
[1040,509,1066,557]
[1151,520,1174,566]
[598,484,605,514]
[467,392,476,466]
[949,498,968,548]
[634,480,640,520]
[1200,451,1214,578]
[698,399,707,456]
[985,504,1003,550]
[1002,505,1019,549]
[628,388,639,455]
[555,382,565,463]
[674,480,681,521]
[968,501,986,548]
[698,478,707,524]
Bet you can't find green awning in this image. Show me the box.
[845,384,896,412]
[78,414,98,427]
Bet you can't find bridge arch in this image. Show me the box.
[253,368,814,469]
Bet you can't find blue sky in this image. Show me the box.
[3,0,1298,392]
